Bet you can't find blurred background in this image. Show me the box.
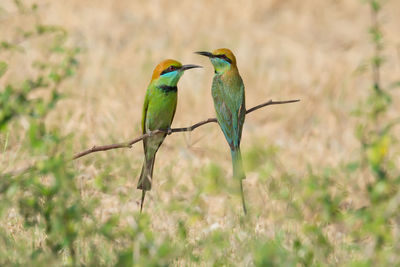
[1,0,400,265]
[4,0,399,164]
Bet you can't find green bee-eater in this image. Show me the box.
[196,48,247,214]
[138,59,201,212]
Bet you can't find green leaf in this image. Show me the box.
[345,161,360,172]
[371,0,381,12]
[49,71,61,83]
[0,61,7,77]
[100,216,119,239]
[116,250,133,267]
[389,81,400,89]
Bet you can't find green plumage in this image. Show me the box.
[212,69,247,214]
[137,84,177,191]
[212,70,246,174]
[196,48,247,214]
[137,59,200,212]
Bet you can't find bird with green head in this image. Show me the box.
[138,59,201,212]
[196,48,247,214]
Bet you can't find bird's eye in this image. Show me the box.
[169,66,176,71]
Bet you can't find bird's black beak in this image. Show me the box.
[195,51,214,58]
[180,64,202,71]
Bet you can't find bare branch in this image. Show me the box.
[73,99,300,160]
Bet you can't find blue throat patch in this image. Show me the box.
[211,58,231,74]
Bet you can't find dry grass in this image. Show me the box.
[2,0,400,265]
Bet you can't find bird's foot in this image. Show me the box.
[167,128,172,135]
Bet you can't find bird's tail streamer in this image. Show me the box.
[231,148,247,214]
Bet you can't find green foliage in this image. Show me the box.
[252,237,295,266]
[0,61,7,78]
[0,2,188,266]
[345,0,400,264]
[0,1,84,264]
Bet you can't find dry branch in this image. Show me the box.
[73,99,300,160]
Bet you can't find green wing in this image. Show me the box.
[212,75,245,150]
[141,89,150,134]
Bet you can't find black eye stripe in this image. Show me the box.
[216,54,232,64]
[160,65,180,75]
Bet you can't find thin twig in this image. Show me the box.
[73,99,300,160]
[370,2,381,91]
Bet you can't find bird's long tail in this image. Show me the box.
[137,156,155,212]
[140,190,146,213]
[231,148,247,214]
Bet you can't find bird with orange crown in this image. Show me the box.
[196,48,247,214]
[138,59,201,212]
